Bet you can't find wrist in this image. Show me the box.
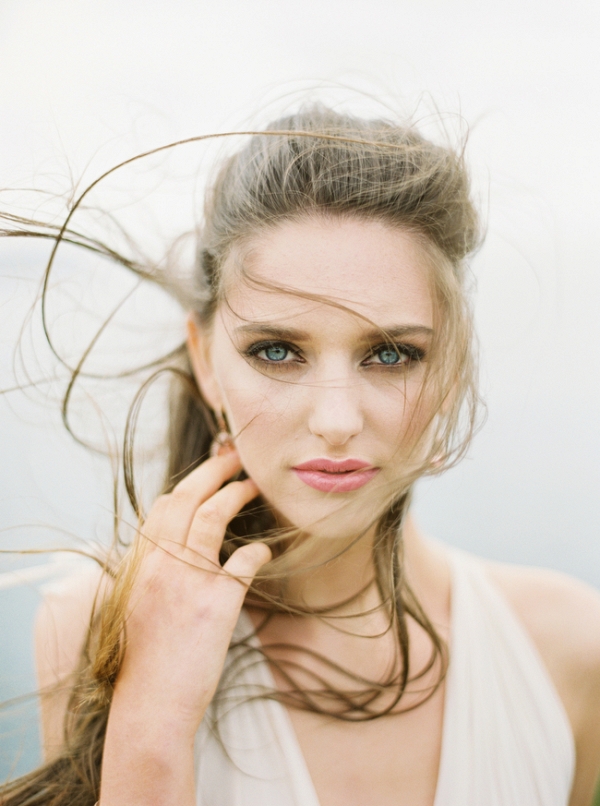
[101,703,197,806]
[110,673,206,743]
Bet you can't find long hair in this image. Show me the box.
[0,104,481,805]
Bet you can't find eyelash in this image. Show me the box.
[244,340,425,369]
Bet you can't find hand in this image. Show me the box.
[111,448,271,739]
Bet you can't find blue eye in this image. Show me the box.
[365,343,423,367]
[378,347,402,364]
[263,344,289,362]
[246,340,299,365]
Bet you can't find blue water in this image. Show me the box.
[0,585,42,781]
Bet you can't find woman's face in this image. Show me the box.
[189,216,435,539]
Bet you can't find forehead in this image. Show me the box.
[222,216,434,327]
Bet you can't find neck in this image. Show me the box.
[262,512,449,617]
[281,526,377,614]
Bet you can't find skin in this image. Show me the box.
[192,217,436,553]
[35,217,600,805]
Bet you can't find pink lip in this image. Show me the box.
[292,458,380,492]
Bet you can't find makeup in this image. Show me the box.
[292,458,379,493]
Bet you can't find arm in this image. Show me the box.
[34,565,198,801]
[98,449,270,806]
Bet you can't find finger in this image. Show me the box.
[149,451,243,546]
[136,494,172,552]
[186,478,260,555]
[222,542,272,590]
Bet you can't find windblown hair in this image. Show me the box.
[0,105,481,805]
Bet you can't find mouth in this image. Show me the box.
[292,458,380,493]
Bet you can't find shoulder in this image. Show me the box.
[36,562,112,679]
[35,562,113,759]
[485,559,600,804]
[485,560,600,684]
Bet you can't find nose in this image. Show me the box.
[307,378,364,447]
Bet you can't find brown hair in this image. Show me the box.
[0,104,481,804]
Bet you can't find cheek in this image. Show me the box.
[220,373,302,465]
[369,372,431,437]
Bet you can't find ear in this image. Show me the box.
[186,313,223,413]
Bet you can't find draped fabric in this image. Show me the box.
[433,550,575,805]
[195,549,575,805]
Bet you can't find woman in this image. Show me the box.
[3,106,600,806]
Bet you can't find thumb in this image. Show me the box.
[222,541,272,587]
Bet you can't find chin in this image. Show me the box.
[261,487,383,543]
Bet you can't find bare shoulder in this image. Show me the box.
[35,563,113,759]
[35,562,112,682]
[485,560,600,679]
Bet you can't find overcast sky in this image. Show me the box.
[1,0,599,584]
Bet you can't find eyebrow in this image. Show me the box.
[234,323,434,341]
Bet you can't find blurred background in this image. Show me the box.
[1,0,599,781]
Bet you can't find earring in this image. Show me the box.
[210,413,234,457]
[430,452,445,469]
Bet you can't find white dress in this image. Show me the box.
[194,549,575,805]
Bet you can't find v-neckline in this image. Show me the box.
[240,552,457,806]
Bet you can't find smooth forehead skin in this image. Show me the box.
[219,216,435,331]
